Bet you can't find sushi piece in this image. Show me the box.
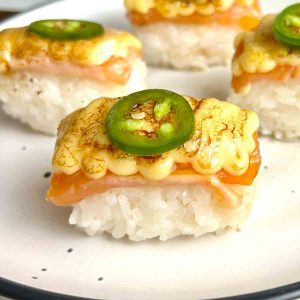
[0,19,147,135]
[228,5,300,140]
[124,0,261,70]
[46,89,261,241]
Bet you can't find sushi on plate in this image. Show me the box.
[124,0,261,70]
[228,4,300,140]
[46,89,261,241]
[0,19,147,135]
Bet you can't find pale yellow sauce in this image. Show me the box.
[0,26,141,72]
[125,0,255,17]
[52,96,259,181]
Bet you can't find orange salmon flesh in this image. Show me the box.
[8,47,141,85]
[232,65,300,92]
[47,135,261,207]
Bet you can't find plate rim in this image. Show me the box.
[0,276,299,300]
[0,1,299,299]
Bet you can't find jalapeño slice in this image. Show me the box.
[107,89,195,156]
[28,19,104,40]
[273,4,300,48]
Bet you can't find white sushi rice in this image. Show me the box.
[131,22,239,70]
[0,59,147,135]
[228,79,300,140]
[69,184,255,241]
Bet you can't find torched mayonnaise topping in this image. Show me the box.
[125,0,255,17]
[52,96,259,181]
[0,26,141,72]
[233,14,300,78]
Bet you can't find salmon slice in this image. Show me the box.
[128,1,260,31]
[9,48,141,85]
[232,65,300,92]
[47,169,243,209]
[47,140,260,208]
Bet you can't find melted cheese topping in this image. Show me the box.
[125,0,255,17]
[52,96,259,181]
[232,14,300,78]
[0,26,141,72]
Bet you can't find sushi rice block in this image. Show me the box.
[228,5,300,140]
[125,0,261,70]
[47,89,261,241]
[0,19,147,135]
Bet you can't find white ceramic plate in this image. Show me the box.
[0,1,300,299]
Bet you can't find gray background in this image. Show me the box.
[0,0,56,11]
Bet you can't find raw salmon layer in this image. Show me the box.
[48,146,260,208]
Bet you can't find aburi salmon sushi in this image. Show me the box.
[228,4,300,140]
[0,19,147,135]
[46,89,261,241]
[125,0,261,70]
